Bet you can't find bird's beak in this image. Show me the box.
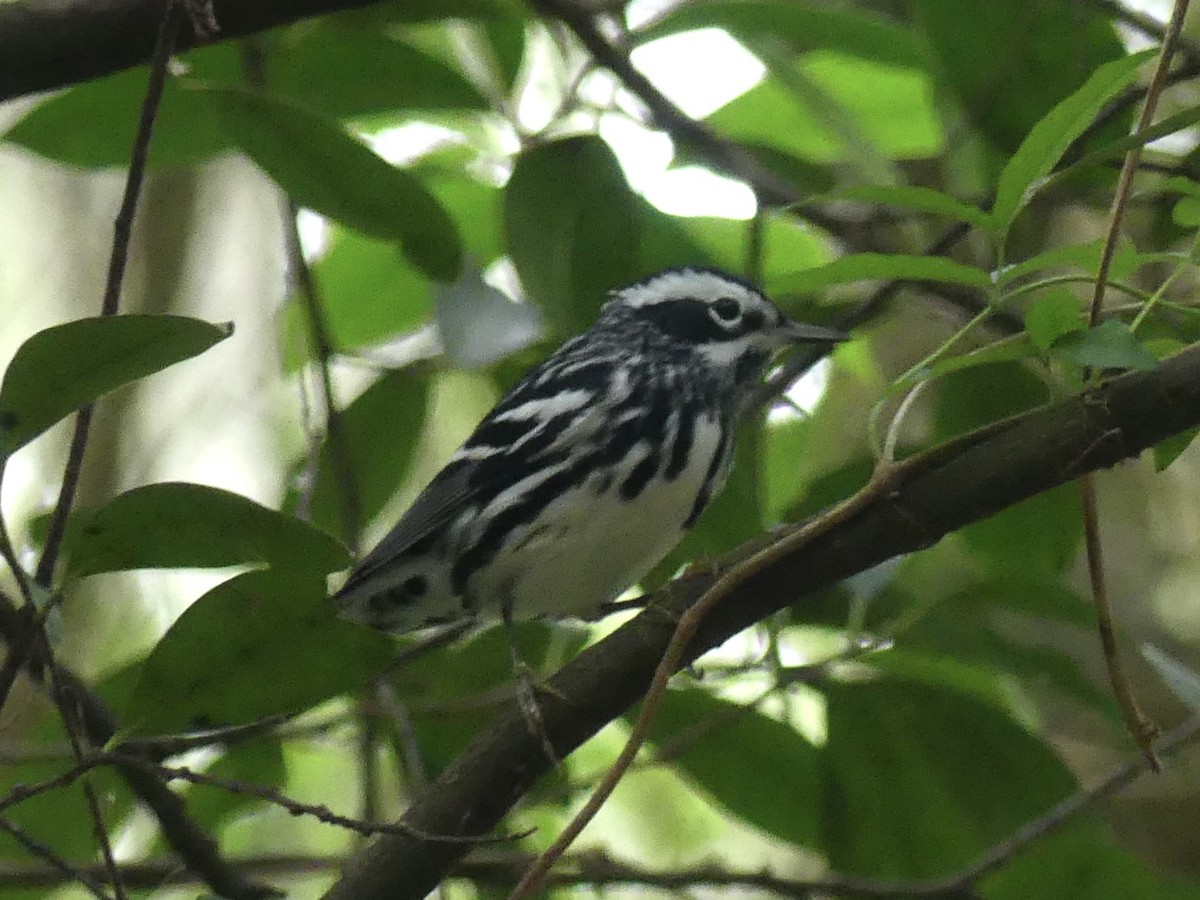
[780,319,850,344]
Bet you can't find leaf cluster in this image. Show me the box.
[2,1,1200,898]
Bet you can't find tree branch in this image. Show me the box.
[324,342,1200,899]
[0,0,389,104]
[0,595,280,900]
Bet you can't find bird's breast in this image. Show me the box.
[471,410,728,618]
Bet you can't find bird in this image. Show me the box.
[334,266,847,636]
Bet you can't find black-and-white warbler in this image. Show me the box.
[335,267,846,633]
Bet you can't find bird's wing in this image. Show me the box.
[338,349,621,598]
[335,461,477,596]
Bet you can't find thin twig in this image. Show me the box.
[0,5,281,888]
[4,5,192,896]
[0,815,114,900]
[0,748,528,846]
[1080,477,1159,761]
[117,753,531,844]
[0,854,338,891]
[1091,0,1200,65]
[0,589,279,899]
[182,0,220,38]
[118,715,292,760]
[373,680,432,792]
[0,755,100,813]
[34,0,186,586]
[0,527,37,715]
[240,39,362,550]
[1088,0,1189,328]
[358,701,382,826]
[750,222,973,413]
[530,0,802,206]
[915,712,1200,893]
[42,657,127,899]
[284,197,363,551]
[1079,0,1191,766]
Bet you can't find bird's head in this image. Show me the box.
[604,267,848,384]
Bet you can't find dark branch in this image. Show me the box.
[324,343,1200,899]
[0,595,280,900]
[0,854,337,892]
[0,0,387,104]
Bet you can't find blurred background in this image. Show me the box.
[3,0,1200,897]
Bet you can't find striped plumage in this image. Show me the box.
[335,267,846,632]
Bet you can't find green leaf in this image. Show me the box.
[121,571,393,738]
[306,371,431,539]
[1142,645,1200,712]
[674,211,829,299]
[0,703,133,863]
[504,136,641,336]
[991,51,1152,232]
[959,484,1080,578]
[1050,319,1159,372]
[642,688,821,850]
[639,2,924,69]
[776,253,991,294]
[3,45,238,168]
[1024,289,1084,351]
[996,238,1140,286]
[928,364,1079,577]
[402,622,589,774]
[989,826,1200,900]
[66,482,349,578]
[428,174,505,264]
[1046,105,1200,193]
[886,599,1119,719]
[1154,175,1200,202]
[0,315,231,455]
[734,143,838,196]
[931,359,1050,441]
[948,577,1096,628]
[904,336,1040,389]
[822,679,1078,878]
[400,621,583,702]
[708,53,942,164]
[862,648,1019,713]
[482,18,527,93]
[270,27,487,119]
[913,0,1125,155]
[280,229,432,372]
[1153,426,1200,472]
[436,267,543,369]
[819,184,992,230]
[763,413,814,522]
[1173,197,1200,228]
[167,742,287,838]
[200,85,461,281]
[359,0,522,21]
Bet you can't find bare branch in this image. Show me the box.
[0,0,380,104]
[0,815,114,900]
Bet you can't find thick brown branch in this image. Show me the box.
[0,0,381,103]
[324,343,1200,899]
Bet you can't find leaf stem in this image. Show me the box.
[34,0,184,588]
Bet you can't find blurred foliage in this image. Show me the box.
[2,0,1200,898]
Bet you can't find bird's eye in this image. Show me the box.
[712,297,742,323]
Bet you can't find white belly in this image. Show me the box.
[469,413,726,618]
